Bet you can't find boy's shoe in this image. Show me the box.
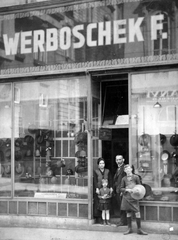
[137,229,148,235]
[105,220,111,225]
[101,219,106,225]
[123,228,133,235]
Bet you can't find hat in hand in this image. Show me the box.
[131,184,146,200]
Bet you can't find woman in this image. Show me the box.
[93,157,113,223]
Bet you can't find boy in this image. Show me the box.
[120,164,148,235]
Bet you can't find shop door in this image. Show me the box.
[102,129,128,217]
[101,78,129,217]
[102,129,129,176]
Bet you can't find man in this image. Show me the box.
[113,155,127,226]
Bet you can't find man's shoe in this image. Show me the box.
[137,229,148,235]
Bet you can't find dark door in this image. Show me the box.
[101,77,129,217]
[102,128,128,217]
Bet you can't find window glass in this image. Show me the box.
[131,71,178,202]
[0,84,12,197]
[13,76,88,199]
[92,80,101,169]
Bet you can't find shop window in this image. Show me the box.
[131,71,178,202]
[0,76,89,200]
[0,84,12,197]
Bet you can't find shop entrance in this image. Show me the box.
[102,129,129,176]
[101,77,129,217]
[102,129,128,217]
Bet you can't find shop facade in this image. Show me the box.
[0,0,178,224]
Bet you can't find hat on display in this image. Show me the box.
[5,138,11,147]
[26,149,32,157]
[15,150,22,161]
[15,138,23,147]
[161,150,170,161]
[0,151,4,162]
[75,150,87,158]
[15,162,24,175]
[138,134,150,146]
[44,130,53,142]
[131,184,146,200]
[36,134,45,145]
[0,139,4,147]
[160,134,166,145]
[1,165,4,175]
[24,135,34,145]
[28,124,37,134]
[5,149,11,160]
[4,163,11,174]
[170,134,178,147]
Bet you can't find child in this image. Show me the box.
[120,164,148,235]
[97,179,112,225]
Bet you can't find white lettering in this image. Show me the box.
[73,25,85,48]
[33,30,45,53]
[2,14,169,56]
[46,28,58,51]
[21,31,32,54]
[87,23,97,47]
[60,27,71,50]
[113,20,126,44]
[129,17,144,42]
[3,33,19,55]
[98,21,111,45]
[151,14,167,40]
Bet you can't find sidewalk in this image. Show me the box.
[0,226,178,240]
[0,215,178,240]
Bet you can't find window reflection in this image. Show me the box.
[0,84,12,197]
[131,71,178,202]
[11,76,88,198]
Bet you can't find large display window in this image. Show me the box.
[0,84,12,197]
[0,76,89,199]
[131,70,178,202]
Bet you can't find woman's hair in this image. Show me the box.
[97,157,105,165]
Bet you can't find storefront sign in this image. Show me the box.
[3,15,165,56]
[0,0,178,77]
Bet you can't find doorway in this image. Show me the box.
[100,77,129,217]
[102,129,129,177]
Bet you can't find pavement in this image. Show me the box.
[1,218,178,240]
[0,226,178,240]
